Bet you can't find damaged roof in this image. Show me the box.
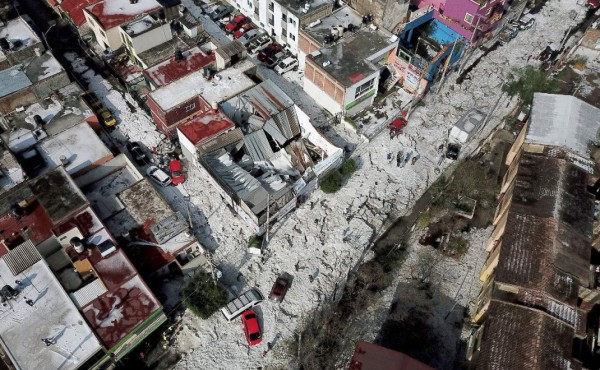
[476,300,581,370]
[495,153,593,305]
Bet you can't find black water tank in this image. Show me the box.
[0,38,9,50]
[33,115,45,126]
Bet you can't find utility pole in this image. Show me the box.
[42,23,57,52]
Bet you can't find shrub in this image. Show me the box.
[502,65,559,106]
[321,170,343,193]
[339,158,357,176]
[417,212,431,228]
[182,272,228,319]
[446,236,469,257]
[247,234,263,249]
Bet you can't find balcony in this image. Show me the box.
[480,240,501,282]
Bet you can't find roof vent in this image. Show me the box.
[33,114,45,127]
[71,237,85,253]
[322,60,331,67]
[175,49,184,62]
[0,285,18,303]
[60,155,70,166]
[302,2,310,13]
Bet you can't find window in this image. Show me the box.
[255,6,259,15]
[486,8,492,16]
[282,13,287,22]
[268,2,274,11]
[289,33,295,41]
[269,16,274,26]
[289,18,296,26]
[184,103,196,112]
[464,13,474,24]
[354,78,375,99]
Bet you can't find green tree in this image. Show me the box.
[320,171,343,193]
[182,272,228,319]
[502,65,559,105]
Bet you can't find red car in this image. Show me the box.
[268,275,290,302]
[225,14,249,33]
[241,310,262,346]
[169,159,185,185]
[257,43,282,62]
[233,23,254,38]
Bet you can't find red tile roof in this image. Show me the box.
[60,0,102,26]
[85,0,162,30]
[177,108,235,145]
[76,247,162,349]
[145,47,216,88]
[0,200,54,249]
[349,341,434,370]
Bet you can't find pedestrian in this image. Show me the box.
[24,297,34,306]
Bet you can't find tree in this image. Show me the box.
[182,272,228,319]
[502,65,559,106]
[320,170,343,194]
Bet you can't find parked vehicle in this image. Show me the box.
[247,35,271,53]
[498,25,518,45]
[274,57,298,74]
[233,23,254,38]
[169,159,185,185]
[265,50,289,68]
[146,165,172,186]
[221,288,263,321]
[257,43,283,62]
[85,92,103,111]
[446,143,461,160]
[225,14,249,33]
[126,141,150,166]
[98,108,117,127]
[241,310,262,346]
[587,0,600,9]
[238,29,262,46]
[268,275,290,302]
[515,14,535,30]
[210,4,233,20]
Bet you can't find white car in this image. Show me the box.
[146,165,172,187]
[274,57,298,74]
[248,35,271,53]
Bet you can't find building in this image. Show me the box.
[146,58,255,137]
[348,341,434,370]
[0,51,70,112]
[0,148,25,195]
[143,44,216,89]
[58,0,103,35]
[0,241,103,370]
[0,17,44,66]
[301,7,397,115]
[0,166,167,368]
[570,23,600,71]
[83,0,181,52]
[468,93,600,368]
[411,0,506,42]
[230,0,333,55]
[389,10,464,94]
[180,79,343,232]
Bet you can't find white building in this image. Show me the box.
[230,0,333,55]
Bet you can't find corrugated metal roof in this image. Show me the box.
[2,239,41,275]
[266,106,301,145]
[69,279,108,309]
[0,65,32,99]
[244,129,274,161]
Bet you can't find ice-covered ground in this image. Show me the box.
[65,1,587,368]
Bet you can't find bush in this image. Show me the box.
[182,272,228,319]
[339,158,357,176]
[502,65,559,105]
[247,234,263,249]
[321,170,343,193]
[417,212,431,228]
[446,236,469,257]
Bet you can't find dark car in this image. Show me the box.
[265,50,289,69]
[446,143,461,160]
[126,142,150,166]
[268,275,290,302]
[257,43,283,62]
[210,4,233,21]
[241,310,262,346]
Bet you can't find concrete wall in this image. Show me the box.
[380,0,409,32]
[6,41,45,65]
[84,10,124,50]
[0,87,37,112]
[125,23,173,56]
[33,71,71,99]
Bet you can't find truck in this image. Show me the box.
[221,288,263,321]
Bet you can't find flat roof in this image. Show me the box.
[70,246,162,348]
[29,166,88,225]
[85,0,162,30]
[122,14,161,36]
[527,93,600,157]
[0,150,25,195]
[136,33,206,68]
[112,178,172,229]
[144,46,216,87]
[310,26,395,87]
[148,59,255,111]
[0,65,32,98]
[84,167,140,220]
[277,0,332,19]
[302,6,362,45]
[25,51,65,83]
[38,123,112,176]
[0,192,55,248]
[0,242,102,370]
[0,17,41,50]
[177,108,235,145]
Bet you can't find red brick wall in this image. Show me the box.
[305,58,345,104]
[299,32,322,56]
[147,95,212,138]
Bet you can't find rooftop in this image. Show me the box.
[24,51,65,83]
[0,17,41,51]
[70,245,162,348]
[148,59,255,111]
[0,149,25,195]
[0,64,32,99]
[144,45,216,88]
[475,300,581,370]
[177,107,235,145]
[37,122,112,176]
[276,0,332,19]
[29,166,89,225]
[0,241,102,370]
[310,25,395,87]
[85,0,162,30]
[122,13,161,36]
[302,6,363,45]
[349,341,434,370]
[527,93,600,157]
[60,0,102,26]
[496,152,593,306]
[580,28,600,50]
[136,33,208,69]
